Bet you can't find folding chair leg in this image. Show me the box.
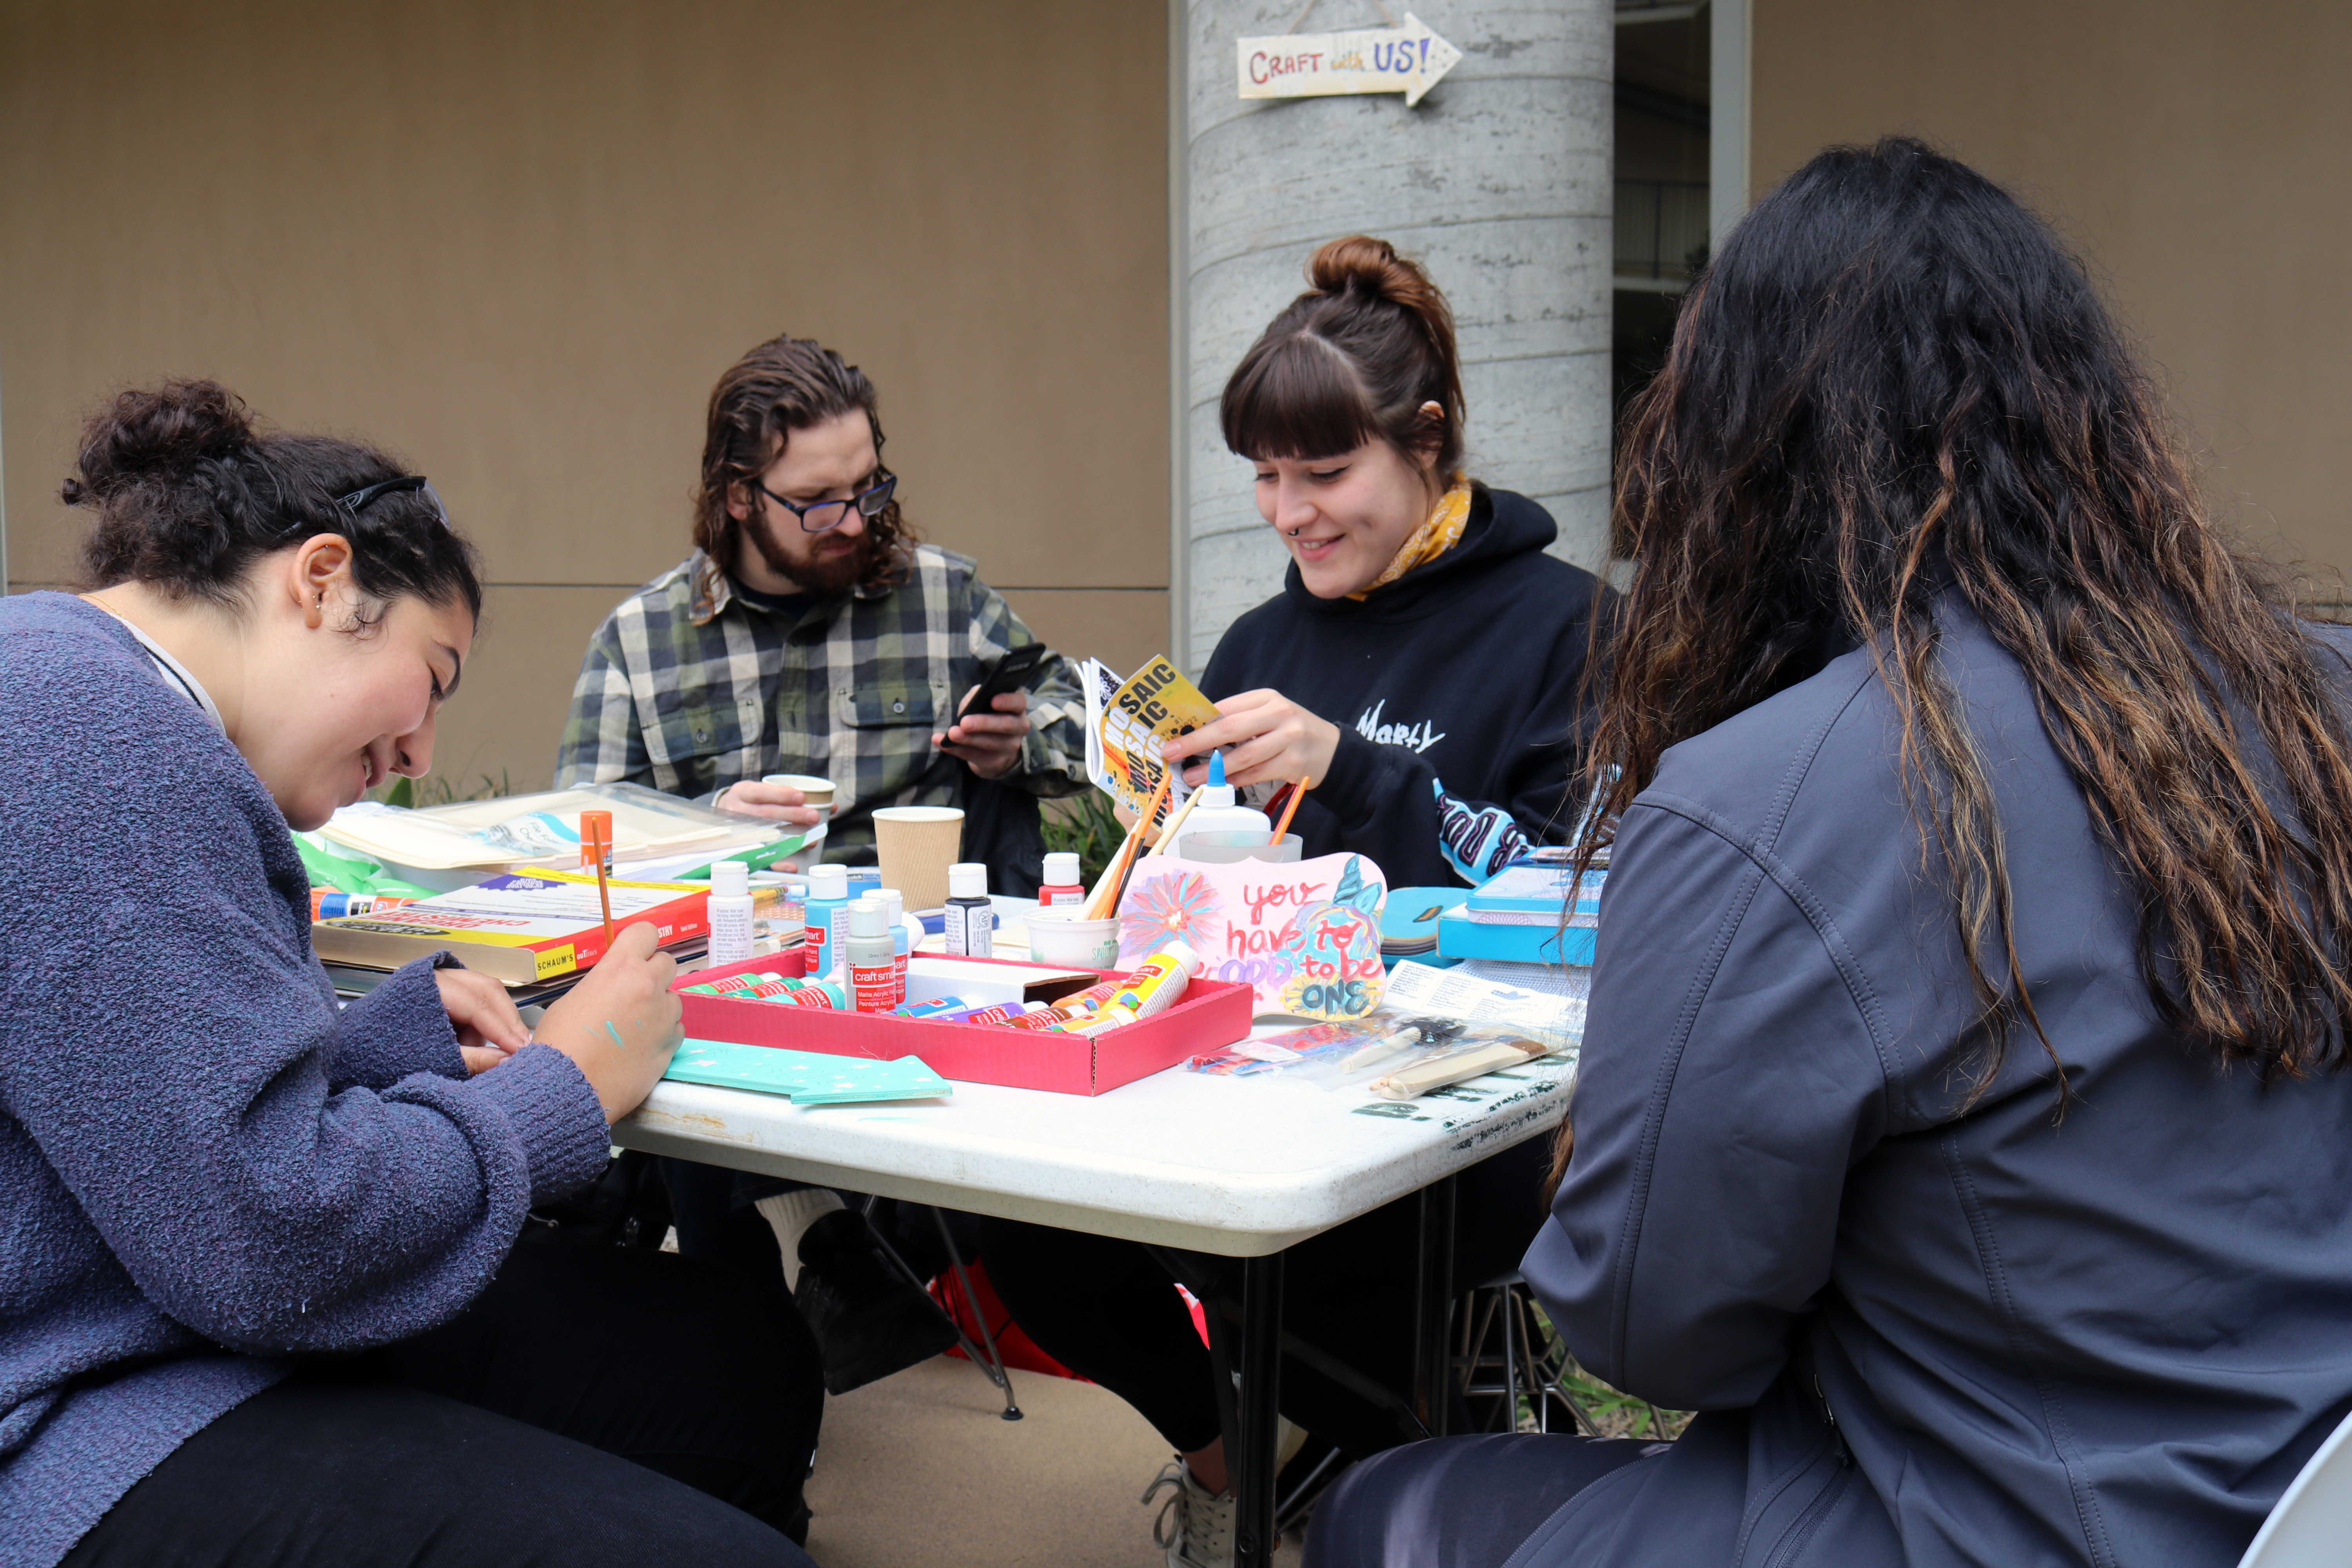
[857,1201,1021,1420]
[930,1206,1022,1421]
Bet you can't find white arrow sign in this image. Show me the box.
[1236,12,1463,109]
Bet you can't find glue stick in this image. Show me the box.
[1105,941,1204,1021]
[310,891,419,920]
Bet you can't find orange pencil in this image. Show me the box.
[579,810,617,945]
[1086,769,1173,920]
[1270,775,1311,843]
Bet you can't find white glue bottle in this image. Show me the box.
[845,897,898,1014]
[706,859,757,968]
[1174,752,1272,846]
[944,862,994,957]
[876,887,917,1005]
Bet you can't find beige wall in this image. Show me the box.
[1751,0,2352,587]
[1,0,1170,791]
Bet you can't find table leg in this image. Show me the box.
[1234,1250,1286,1568]
[1413,1174,1458,1439]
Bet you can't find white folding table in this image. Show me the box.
[613,1047,1574,1566]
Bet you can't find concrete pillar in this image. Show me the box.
[1173,0,1615,673]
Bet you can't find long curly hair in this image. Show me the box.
[690,335,915,617]
[1549,138,2352,1192]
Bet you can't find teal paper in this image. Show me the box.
[662,1039,951,1105]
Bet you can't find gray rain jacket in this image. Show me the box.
[1517,612,2352,1567]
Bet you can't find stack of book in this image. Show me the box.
[1436,864,1604,967]
[314,869,710,997]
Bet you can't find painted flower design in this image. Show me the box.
[1120,869,1227,962]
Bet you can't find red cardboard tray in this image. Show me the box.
[671,955,1254,1096]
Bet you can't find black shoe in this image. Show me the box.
[793,1209,959,1394]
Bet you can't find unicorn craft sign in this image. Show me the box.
[1118,851,1390,1020]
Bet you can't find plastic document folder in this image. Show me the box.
[662,1040,953,1105]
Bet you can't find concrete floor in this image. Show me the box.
[802,1356,1305,1567]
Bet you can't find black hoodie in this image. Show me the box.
[1201,486,1606,888]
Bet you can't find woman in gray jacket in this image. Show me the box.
[1308,137,2352,1568]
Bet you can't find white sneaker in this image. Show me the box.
[1142,1458,1237,1568]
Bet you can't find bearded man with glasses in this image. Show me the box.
[557,334,1090,1396]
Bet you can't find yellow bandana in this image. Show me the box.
[1348,476,1473,600]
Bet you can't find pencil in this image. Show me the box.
[581,810,617,945]
[1270,775,1311,844]
[1086,769,1172,920]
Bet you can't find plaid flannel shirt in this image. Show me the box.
[555,545,1089,862]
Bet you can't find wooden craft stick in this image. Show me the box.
[1369,1039,1546,1101]
[1145,778,1205,859]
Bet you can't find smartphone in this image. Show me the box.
[961,642,1052,715]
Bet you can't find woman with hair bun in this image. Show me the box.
[1,381,820,1566]
[982,238,1609,1568]
[1176,234,1608,885]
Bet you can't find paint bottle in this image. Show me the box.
[876,887,914,1005]
[846,866,882,899]
[686,972,764,996]
[846,897,898,1014]
[1172,752,1270,846]
[944,863,994,957]
[893,996,971,1019]
[759,877,807,977]
[803,865,850,982]
[310,890,421,921]
[1038,853,1085,908]
[771,977,848,1009]
[1106,941,1205,1021]
[706,860,756,967]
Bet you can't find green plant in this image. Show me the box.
[1522,1300,1692,1441]
[1042,789,1125,886]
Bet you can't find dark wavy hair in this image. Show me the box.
[65,379,481,626]
[690,334,915,617]
[1549,138,2352,1191]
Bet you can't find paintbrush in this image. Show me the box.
[580,809,617,945]
[1270,775,1311,844]
[1145,773,1205,859]
[1084,769,1172,920]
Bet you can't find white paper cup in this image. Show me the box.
[763,773,836,818]
[871,806,965,911]
[1026,909,1122,970]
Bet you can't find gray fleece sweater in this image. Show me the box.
[0,592,611,1567]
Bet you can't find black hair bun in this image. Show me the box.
[65,379,255,505]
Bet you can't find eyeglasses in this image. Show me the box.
[751,470,896,534]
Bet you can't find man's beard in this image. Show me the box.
[743,513,887,596]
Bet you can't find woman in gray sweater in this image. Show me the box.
[1309,140,2352,1566]
[1,381,820,1567]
